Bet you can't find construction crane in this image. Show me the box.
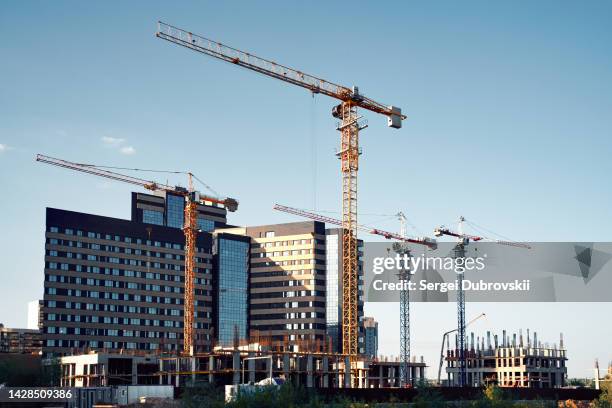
[433,216,528,386]
[156,22,407,362]
[393,212,412,387]
[437,313,486,385]
[36,154,238,355]
[273,204,436,249]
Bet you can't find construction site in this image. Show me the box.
[4,4,611,406]
[29,18,565,388]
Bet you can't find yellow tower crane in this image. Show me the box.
[36,154,238,355]
[156,22,407,359]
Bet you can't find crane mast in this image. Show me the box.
[157,21,408,364]
[394,211,411,387]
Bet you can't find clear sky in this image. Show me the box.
[1,1,611,378]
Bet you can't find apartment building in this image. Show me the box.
[0,326,42,354]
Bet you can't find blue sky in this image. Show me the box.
[1,1,611,377]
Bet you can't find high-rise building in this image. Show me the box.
[325,228,364,354]
[221,222,327,349]
[363,316,378,359]
[42,192,236,357]
[43,207,215,356]
[27,300,43,330]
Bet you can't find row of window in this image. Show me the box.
[250,301,325,310]
[251,323,327,331]
[45,339,187,351]
[252,259,325,267]
[250,312,325,320]
[46,326,183,338]
[48,227,204,251]
[47,271,210,286]
[250,279,325,289]
[250,269,320,278]
[250,290,323,299]
[46,285,212,298]
[48,256,185,270]
[48,248,185,261]
[253,249,317,258]
[252,239,315,248]
[45,313,210,327]
[46,300,186,316]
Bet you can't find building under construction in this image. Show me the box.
[445,330,567,388]
[56,347,426,389]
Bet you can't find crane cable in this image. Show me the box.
[80,164,224,199]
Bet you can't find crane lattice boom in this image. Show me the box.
[273,204,437,249]
[156,22,406,124]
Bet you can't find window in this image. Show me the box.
[166,194,184,229]
[197,217,215,232]
[265,231,275,238]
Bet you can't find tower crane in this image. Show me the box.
[157,22,406,361]
[36,154,238,355]
[433,217,528,386]
[273,204,436,249]
[393,212,412,387]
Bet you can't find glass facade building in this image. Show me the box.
[214,235,250,346]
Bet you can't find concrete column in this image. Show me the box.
[344,356,351,388]
[191,356,196,385]
[283,354,290,382]
[248,352,255,383]
[232,351,240,385]
[159,359,163,385]
[131,358,138,385]
[208,356,215,384]
[306,355,314,388]
[322,356,329,388]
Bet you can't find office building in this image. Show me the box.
[220,221,327,349]
[363,316,378,359]
[325,228,364,354]
[42,190,235,357]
